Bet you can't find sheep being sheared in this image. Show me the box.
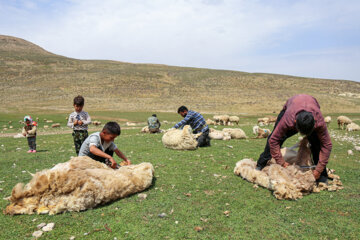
[252,126,271,138]
[161,125,200,150]
[5,156,154,215]
[234,138,343,200]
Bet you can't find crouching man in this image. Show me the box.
[79,122,131,168]
[173,106,211,147]
[256,94,332,184]
[147,114,161,133]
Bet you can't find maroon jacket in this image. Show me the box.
[269,94,332,173]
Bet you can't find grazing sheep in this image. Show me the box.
[252,126,271,138]
[222,128,247,139]
[5,156,154,215]
[346,122,360,131]
[337,116,352,130]
[234,138,343,200]
[206,119,216,125]
[209,128,231,141]
[43,125,49,129]
[229,116,240,125]
[51,123,60,128]
[257,117,270,126]
[213,115,230,125]
[324,116,331,127]
[161,125,199,150]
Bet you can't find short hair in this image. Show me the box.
[73,95,85,106]
[177,106,188,113]
[152,114,157,117]
[103,122,121,135]
[296,111,315,135]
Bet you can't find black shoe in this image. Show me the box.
[316,175,328,185]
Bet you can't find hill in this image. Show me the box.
[1,35,360,114]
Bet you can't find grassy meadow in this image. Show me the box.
[0,111,359,239]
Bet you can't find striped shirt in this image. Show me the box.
[67,111,92,130]
[174,110,209,134]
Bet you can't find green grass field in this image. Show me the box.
[0,112,359,239]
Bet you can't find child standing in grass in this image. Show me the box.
[22,115,37,153]
[67,95,92,155]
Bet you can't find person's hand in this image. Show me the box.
[22,133,26,136]
[312,170,321,180]
[74,120,78,125]
[282,162,290,168]
[109,157,117,169]
[78,120,83,125]
[124,159,131,165]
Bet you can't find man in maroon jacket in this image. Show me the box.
[256,94,332,183]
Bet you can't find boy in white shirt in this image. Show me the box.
[79,122,131,168]
[67,95,91,155]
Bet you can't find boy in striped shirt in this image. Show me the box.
[67,95,92,155]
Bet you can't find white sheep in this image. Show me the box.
[257,117,270,125]
[324,116,331,127]
[5,156,154,215]
[141,126,150,133]
[222,128,247,139]
[346,122,360,131]
[229,116,240,125]
[213,115,230,125]
[161,125,199,150]
[209,128,231,141]
[206,119,216,125]
[337,116,352,130]
[252,126,271,138]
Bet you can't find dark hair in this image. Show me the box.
[177,106,188,113]
[296,111,315,135]
[152,114,157,117]
[103,122,121,135]
[73,95,85,106]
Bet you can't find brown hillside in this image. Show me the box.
[0,35,360,114]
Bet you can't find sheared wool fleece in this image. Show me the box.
[5,156,154,215]
[161,125,199,150]
[234,138,342,200]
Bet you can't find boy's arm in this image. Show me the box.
[114,148,131,165]
[81,113,92,126]
[89,145,118,169]
[22,127,27,136]
[67,114,74,128]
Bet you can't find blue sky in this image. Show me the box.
[1,0,360,81]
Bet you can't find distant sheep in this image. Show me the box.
[141,126,150,133]
[213,115,230,125]
[222,128,247,139]
[46,120,53,123]
[5,156,154,215]
[209,128,231,141]
[252,126,271,138]
[324,116,331,127]
[337,116,352,130]
[206,119,216,125]
[229,116,240,125]
[51,123,60,128]
[257,117,270,126]
[346,122,360,131]
[162,125,199,150]
[92,121,102,126]
[234,138,343,200]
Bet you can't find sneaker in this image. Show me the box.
[32,150,37,153]
[27,150,32,153]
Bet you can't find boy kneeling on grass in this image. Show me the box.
[79,122,131,168]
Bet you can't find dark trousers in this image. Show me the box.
[72,130,88,155]
[256,110,328,178]
[27,137,36,150]
[89,148,114,164]
[196,129,211,147]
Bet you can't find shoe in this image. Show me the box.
[255,166,263,171]
[27,150,32,153]
[32,150,37,153]
[316,175,328,185]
